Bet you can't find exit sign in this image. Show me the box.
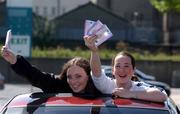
[9,35,31,57]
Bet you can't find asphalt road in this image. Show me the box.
[0,84,180,109]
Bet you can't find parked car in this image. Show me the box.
[135,69,156,81]
[0,92,179,114]
[101,65,171,96]
[134,69,171,96]
[0,73,5,90]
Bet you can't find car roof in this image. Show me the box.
[6,92,167,110]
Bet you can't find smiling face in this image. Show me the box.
[112,55,134,85]
[66,65,89,93]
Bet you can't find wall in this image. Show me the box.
[0,58,180,86]
[97,0,155,21]
[33,0,90,20]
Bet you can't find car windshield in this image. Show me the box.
[2,106,169,114]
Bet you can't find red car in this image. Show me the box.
[0,92,179,114]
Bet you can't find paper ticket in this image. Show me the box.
[84,20,95,36]
[83,19,113,46]
[94,24,113,46]
[5,30,12,48]
[86,20,103,36]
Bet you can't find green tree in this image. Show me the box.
[33,14,54,48]
[150,0,180,45]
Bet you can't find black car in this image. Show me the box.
[0,92,179,114]
[102,65,171,96]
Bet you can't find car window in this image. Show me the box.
[101,107,169,114]
[2,106,170,114]
[2,106,91,114]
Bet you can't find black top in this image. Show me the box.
[11,55,101,96]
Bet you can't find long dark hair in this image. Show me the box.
[59,57,101,95]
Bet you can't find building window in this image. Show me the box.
[35,6,39,15]
[43,7,47,17]
[132,11,144,26]
[52,7,56,16]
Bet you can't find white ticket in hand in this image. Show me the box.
[84,19,113,46]
[94,24,113,46]
[5,30,12,48]
[84,20,95,36]
[86,20,103,36]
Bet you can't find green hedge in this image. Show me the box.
[1,44,180,61]
[31,46,180,61]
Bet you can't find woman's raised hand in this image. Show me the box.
[1,46,17,64]
[84,35,98,52]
